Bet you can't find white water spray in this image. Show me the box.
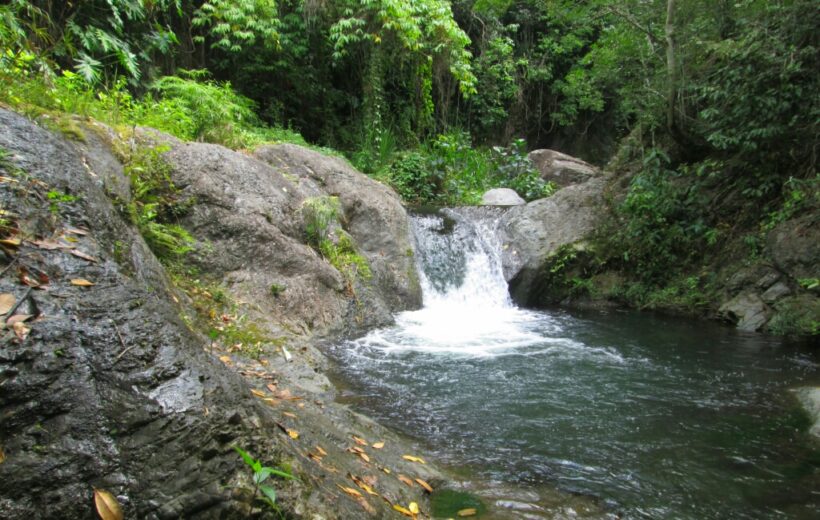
[355,208,555,356]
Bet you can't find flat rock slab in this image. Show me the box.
[481,188,525,206]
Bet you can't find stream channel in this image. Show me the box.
[327,208,819,519]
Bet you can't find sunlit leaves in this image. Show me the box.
[193,0,281,53]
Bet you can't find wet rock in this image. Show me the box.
[793,387,820,438]
[480,188,525,206]
[527,149,602,187]
[718,292,770,331]
[498,178,606,305]
[0,108,440,519]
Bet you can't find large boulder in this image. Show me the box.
[160,142,421,338]
[767,214,819,281]
[718,292,770,332]
[0,108,440,519]
[498,178,606,305]
[528,149,601,187]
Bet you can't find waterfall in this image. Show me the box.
[352,207,547,355]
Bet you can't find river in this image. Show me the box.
[327,208,819,519]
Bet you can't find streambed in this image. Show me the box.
[327,209,819,519]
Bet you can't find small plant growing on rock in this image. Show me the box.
[233,446,296,515]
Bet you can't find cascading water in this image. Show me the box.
[329,209,820,519]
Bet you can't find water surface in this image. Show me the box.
[328,209,819,519]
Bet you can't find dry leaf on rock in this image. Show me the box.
[250,389,267,398]
[93,488,124,520]
[408,502,420,514]
[287,429,299,440]
[402,455,426,464]
[397,474,415,487]
[415,478,433,493]
[69,249,98,262]
[0,238,21,248]
[352,435,368,446]
[12,321,30,340]
[393,504,414,517]
[70,278,95,287]
[6,314,32,326]
[372,441,385,449]
[458,508,477,517]
[0,445,5,464]
[0,293,15,315]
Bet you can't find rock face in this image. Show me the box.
[767,214,819,281]
[498,177,606,305]
[481,188,525,206]
[161,142,421,338]
[0,108,437,519]
[528,149,601,187]
[718,292,770,332]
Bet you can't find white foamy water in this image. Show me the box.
[352,208,550,356]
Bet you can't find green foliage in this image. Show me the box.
[123,146,194,261]
[233,446,296,514]
[301,196,341,246]
[193,0,280,53]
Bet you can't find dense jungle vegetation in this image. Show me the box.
[1,0,817,330]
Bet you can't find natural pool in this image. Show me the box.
[328,210,819,519]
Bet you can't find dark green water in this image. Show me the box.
[328,211,820,519]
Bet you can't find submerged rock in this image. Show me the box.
[718,292,770,331]
[794,387,820,438]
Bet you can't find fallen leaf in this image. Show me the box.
[266,383,277,393]
[382,467,391,474]
[458,508,477,517]
[315,445,327,456]
[0,238,21,248]
[337,484,362,498]
[287,429,299,440]
[6,314,32,326]
[393,504,414,517]
[12,321,30,339]
[64,226,89,236]
[0,294,15,315]
[352,435,368,446]
[409,502,419,514]
[18,270,39,287]
[93,488,124,520]
[402,455,426,464]
[69,249,98,262]
[358,451,370,463]
[0,445,5,464]
[350,474,379,496]
[415,478,433,493]
[372,441,385,449]
[350,446,364,454]
[219,355,231,364]
[70,278,95,287]
[397,474,415,487]
[282,411,297,419]
[262,398,280,406]
[251,389,267,398]
[29,239,67,250]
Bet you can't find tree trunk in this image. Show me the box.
[665,0,677,136]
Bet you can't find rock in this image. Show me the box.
[498,178,606,305]
[481,188,525,206]
[159,141,421,338]
[718,292,770,331]
[761,282,791,304]
[793,387,820,438]
[254,144,422,315]
[527,149,602,187]
[767,214,820,281]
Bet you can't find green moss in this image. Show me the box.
[767,296,820,336]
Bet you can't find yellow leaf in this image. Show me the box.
[93,488,124,520]
[402,455,426,464]
[372,441,385,449]
[358,451,370,463]
[287,429,299,440]
[397,474,415,487]
[393,504,414,517]
[352,435,368,446]
[70,278,95,287]
[315,445,327,456]
[382,467,391,474]
[69,249,98,262]
[0,293,15,315]
[0,445,5,464]
[409,502,419,514]
[415,478,433,493]
[0,238,21,248]
[359,483,377,496]
[458,508,477,517]
[282,412,297,419]
[250,389,266,398]
[337,484,362,498]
